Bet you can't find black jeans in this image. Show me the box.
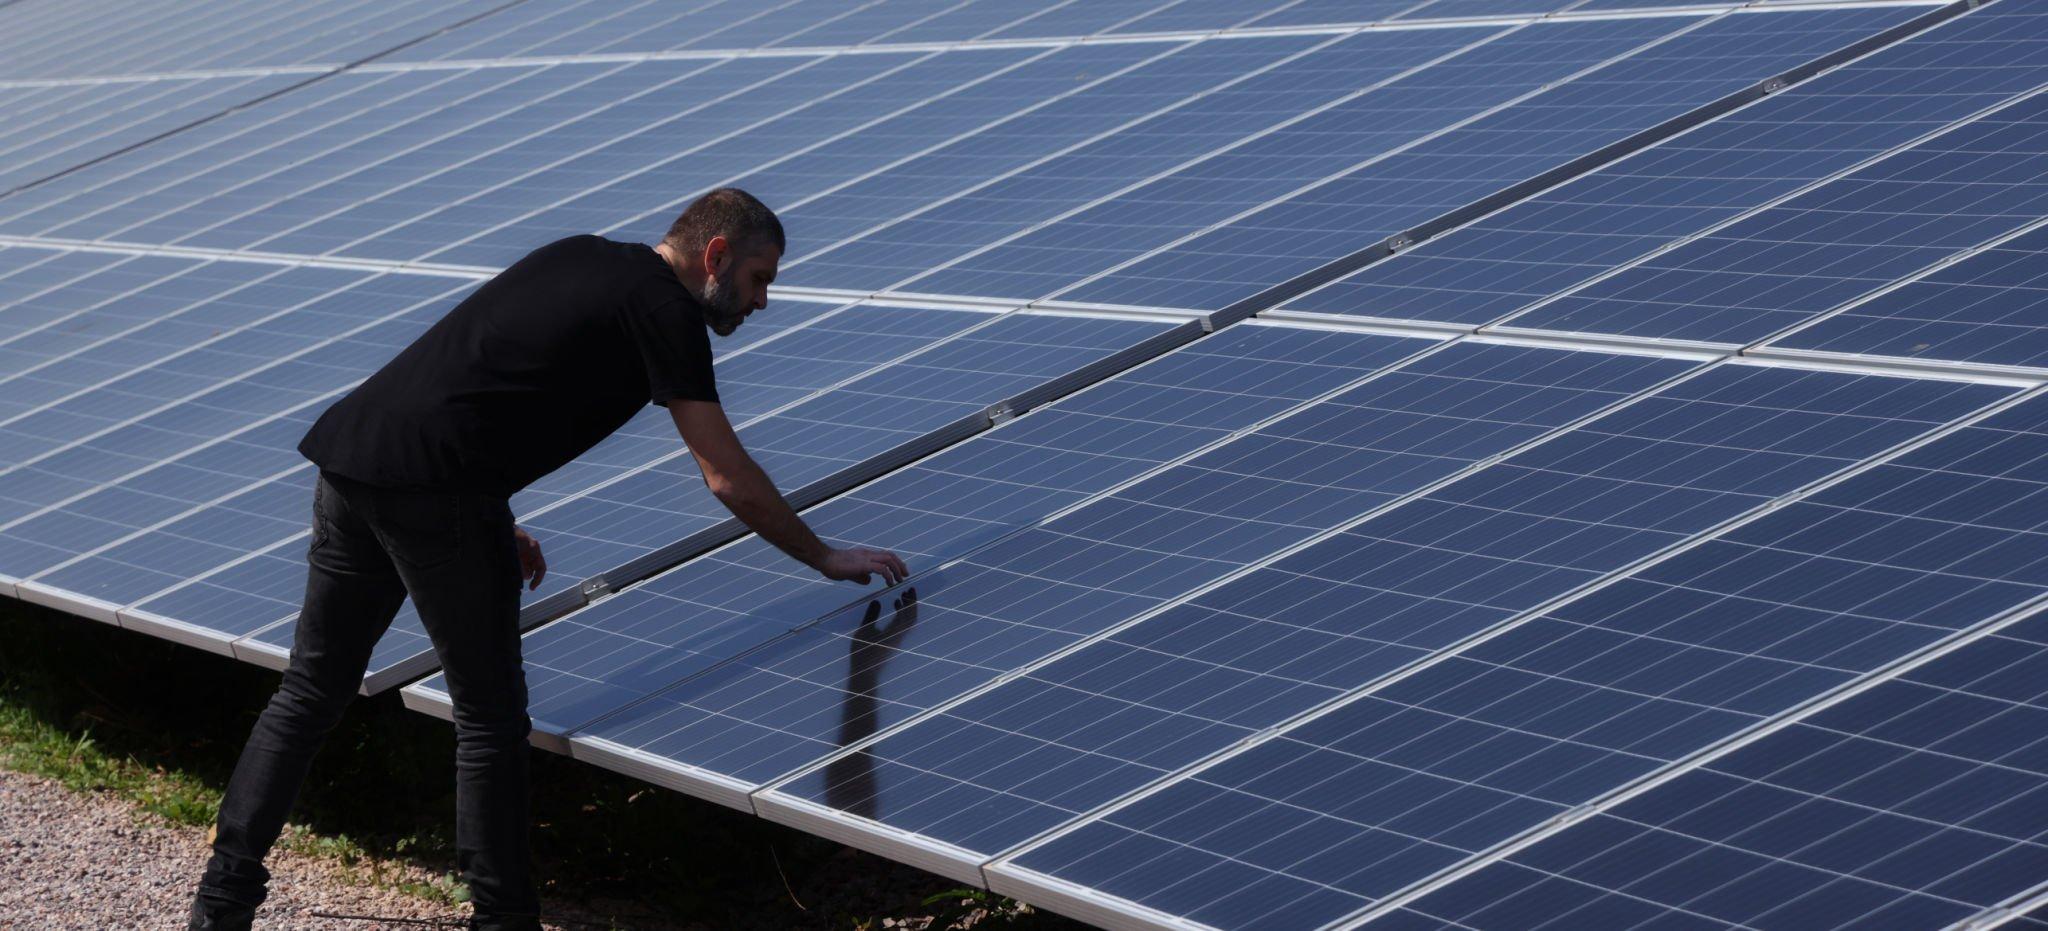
[197,471,538,928]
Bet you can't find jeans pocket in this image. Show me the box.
[372,489,463,569]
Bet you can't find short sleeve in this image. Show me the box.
[620,286,719,407]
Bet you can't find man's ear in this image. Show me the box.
[702,235,730,276]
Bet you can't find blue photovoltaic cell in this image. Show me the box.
[0,273,469,522]
[3,63,641,244]
[788,25,1520,294]
[1504,89,2048,344]
[904,17,1692,302]
[1241,0,1432,28]
[1399,615,2048,930]
[0,68,455,235]
[571,341,1687,793]
[0,73,308,193]
[981,1,1179,40]
[1391,393,2048,931]
[1102,0,1309,34]
[1,264,372,421]
[1283,1,2048,325]
[1056,5,1930,312]
[1010,368,2021,931]
[0,272,471,584]
[854,1,1069,45]
[1772,222,2048,368]
[779,361,2008,866]
[344,48,1045,268]
[426,323,1441,736]
[384,0,1065,60]
[0,256,276,383]
[587,41,1177,249]
[0,251,192,345]
[253,311,1178,686]
[0,287,471,604]
[520,43,1171,254]
[1396,0,1591,19]
[0,0,503,79]
[782,30,1376,290]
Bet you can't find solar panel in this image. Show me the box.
[0,73,311,195]
[0,0,505,80]
[5,1,2041,927]
[400,321,1447,741]
[1049,4,1940,315]
[757,360,2010,886]
[559,340,1694,812]
[776,32,1345,290]
[1497,88,2048,345]
[897,16,1685,302]
[1767,220,2048,370]
[1277,0,2048,328]
[1369,389,2048,930]
[994,366,2025,930]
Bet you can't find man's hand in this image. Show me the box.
[818,546,908,586]
[513,527,546,591]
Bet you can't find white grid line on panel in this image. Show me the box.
[1750,211,2048,364]
[771,21,1524,280]
[0,65,560,244]
[1272,2,2046,332]
[1325,589,2048,930]
[863,18,1535,303]
[721,342,1724,794]
[965,369,2047,926]
[1480,79,2048,336]
[388,42,1075,268]
[0,0,1944,87]
[100,56,696,258]
[0,263,358,430]
[1003,8,1746,310]
[765,358,2015,888]
[0,267,462,481]
[974,372,2048,931]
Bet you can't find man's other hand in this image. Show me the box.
[818,546,908,586]
[513,527,546,590]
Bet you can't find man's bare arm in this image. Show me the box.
[667,399,908,585]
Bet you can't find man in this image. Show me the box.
[188,188,907,931]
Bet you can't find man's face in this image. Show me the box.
[700,242,779,337]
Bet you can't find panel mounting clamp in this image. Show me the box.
[579,576,611,600]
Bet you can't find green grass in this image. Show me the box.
[0,598,1078,929]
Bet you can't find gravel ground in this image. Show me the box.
[0,769,477,930]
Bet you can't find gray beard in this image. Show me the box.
[698,266,748,336]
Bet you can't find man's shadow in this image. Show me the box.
[823,587,917,820]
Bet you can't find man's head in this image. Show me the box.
[655,187,783,336]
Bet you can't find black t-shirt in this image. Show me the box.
[299,235,719,497]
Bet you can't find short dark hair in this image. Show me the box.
[663,187,785,259]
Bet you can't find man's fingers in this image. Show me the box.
[882,552,909,582]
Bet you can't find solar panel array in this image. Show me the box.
[4,0,2046,928]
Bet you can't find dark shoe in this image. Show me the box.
[468,913,543,931]
[187,894,254,931]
